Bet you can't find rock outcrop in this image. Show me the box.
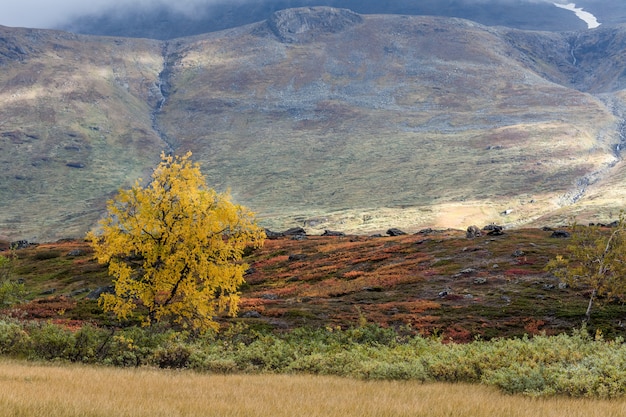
[267,7,363,43]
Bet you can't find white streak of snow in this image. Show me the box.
[554,2,601,29]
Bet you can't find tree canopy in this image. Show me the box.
[88,152,265,332]
[547,214,626,322]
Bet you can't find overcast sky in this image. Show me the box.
[0,0,238,29]
[0,0,559,30]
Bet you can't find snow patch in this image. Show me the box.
[554,2,601,29]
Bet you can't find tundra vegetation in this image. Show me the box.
[0,252,26,308]
[547,214,626,322]
[2,163,626,404]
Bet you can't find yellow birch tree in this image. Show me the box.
[88,151,265,332]
[547,214,626,323]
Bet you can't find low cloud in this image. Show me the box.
[1,0,556,30]
[1,0,246,29]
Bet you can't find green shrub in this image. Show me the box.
[66,324,110,363]
[0,253,26,307]
[151,333,194,369]
[101,327,167,367]
[0,280,26,307]
[482,364,553,396]
[0,318,30,356]
[33,251,61,260]
[26,321,74,360]
[1,319,626,398]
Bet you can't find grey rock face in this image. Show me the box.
[268,7,363,43]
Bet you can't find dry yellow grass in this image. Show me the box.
[2,360,626,417]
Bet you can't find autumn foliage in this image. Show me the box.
[547,215,626,322]
[88,152,265,332]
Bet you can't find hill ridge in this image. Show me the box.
[2,8,626,240]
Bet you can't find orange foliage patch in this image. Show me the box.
[10,296,77,319]
[342,270,366,279]
[443,325,474,343]
[252,255,290,269]
[523,318,546,335]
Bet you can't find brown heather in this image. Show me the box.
[5,227,626,338]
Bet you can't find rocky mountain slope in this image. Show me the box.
[61,0,593,39]
[2,7,626,240]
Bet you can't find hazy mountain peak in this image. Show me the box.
[57,0,625,40]
[267,7,363,43]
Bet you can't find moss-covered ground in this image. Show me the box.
[2,227,625,341]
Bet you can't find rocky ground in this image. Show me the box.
[3,225,626,341]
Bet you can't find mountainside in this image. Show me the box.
[3,7,626,240]
[60,0,593,39]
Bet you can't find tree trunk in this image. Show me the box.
[584,289,597,323]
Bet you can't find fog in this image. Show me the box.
[1,0,247,29]
[1,0,555,29]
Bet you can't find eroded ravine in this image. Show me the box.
[151,41,177,153]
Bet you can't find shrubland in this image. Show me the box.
[0,317,625,398]
[2,223,626,398]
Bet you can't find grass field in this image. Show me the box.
[1,361,626,417]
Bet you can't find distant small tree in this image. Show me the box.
[547,214,626,323]
[88,152,265,332]
[0,254,10,281]
[0,252,26,307]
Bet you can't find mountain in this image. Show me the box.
[60,0,611,40]
[2,7,626,241]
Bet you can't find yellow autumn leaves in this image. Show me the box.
[88,152,265,332]
[547,214,626,322]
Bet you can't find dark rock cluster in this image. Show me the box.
[267,7,363,43]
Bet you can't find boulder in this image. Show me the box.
[10,240,32,250]
[264,229,284,239]
[69,288,91,297]
[550,230,570,238]
[86,285,115,300]
[66,162,85,169]
[466,225,482,238]
[386,228,407,236]
[482,224,501,231]
[483,224,504,235]
[283,227,307,236]
[321,230,345,236]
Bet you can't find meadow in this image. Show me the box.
[2,360,626,417]
[2,229,626,401]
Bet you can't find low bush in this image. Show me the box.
[0,318,625,398]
